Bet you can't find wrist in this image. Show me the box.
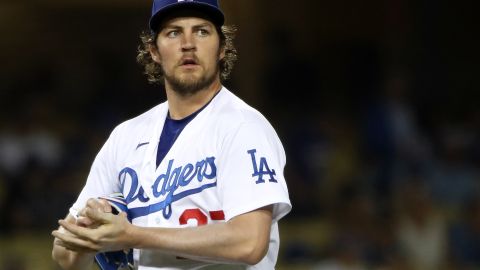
[126,223,142,248]
[52,247,95,270]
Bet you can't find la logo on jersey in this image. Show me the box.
[248,149,278,184]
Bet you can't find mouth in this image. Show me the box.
[180,58,199,67]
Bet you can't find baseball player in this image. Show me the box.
[51,0,291,269]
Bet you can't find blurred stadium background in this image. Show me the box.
[0,0,479,269]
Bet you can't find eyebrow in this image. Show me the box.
[163,23,213,31]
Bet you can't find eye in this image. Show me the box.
[166,30,180,38]
[197,29,209,37]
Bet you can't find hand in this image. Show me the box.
[76,198,112,228]
[52,223,99,254]
[52,207,135,253]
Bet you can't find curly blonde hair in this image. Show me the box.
[137,25,238,85]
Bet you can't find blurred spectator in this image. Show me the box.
[0,97,66,232]
[0,122,30,178]
[394,179,448,270]
[283,112,330,217]
[312,239,368,270]
[366,216,405,270]
[285,112,357,216]
[312,186,376,269]
[428,122,480,213]
[361,69,430,206]
[448,195,480,269]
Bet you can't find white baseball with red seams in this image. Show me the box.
[70,87,291,269]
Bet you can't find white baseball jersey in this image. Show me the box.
[70,87,292,269]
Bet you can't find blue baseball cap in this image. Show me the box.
[149,0,225,31]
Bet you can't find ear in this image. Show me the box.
[149,44,162,64]
[219,46,226,61]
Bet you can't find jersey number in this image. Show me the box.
[179,209,225,225]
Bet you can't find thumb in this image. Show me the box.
[119,212,128,219]
[119,211,131,222]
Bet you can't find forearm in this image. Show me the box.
[52,243,95,270]
[54,206,274,266]
[131,207,272,265]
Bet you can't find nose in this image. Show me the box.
[181,31,196,52]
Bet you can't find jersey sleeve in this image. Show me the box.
[69,127,122,217]
[216,119,291,222]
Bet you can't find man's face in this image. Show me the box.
[151,15,224,95]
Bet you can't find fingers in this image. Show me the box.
[86,198,112,213]
[55,213,132,253]
[85,207,113,224]
[76,216,95,227]
[52,229,100,252]
[59,219,97,241]
[77,198,113,225]
[54,237,98,253]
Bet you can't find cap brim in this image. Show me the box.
[149,2,224,31]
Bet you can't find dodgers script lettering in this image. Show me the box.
[119,156,217,219]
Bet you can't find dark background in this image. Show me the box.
[0,0,479,269]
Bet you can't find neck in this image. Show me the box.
[165,79,222,120]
